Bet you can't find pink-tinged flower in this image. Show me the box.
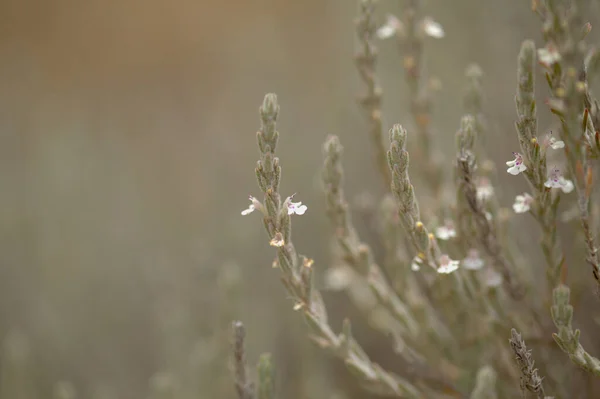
[422,17,445,38]
[513,193,534,213]
[241,195,262,215]
[287,200,307,215]
[544,168,574,193]
[437,254,459,274]
[435,219,457,240]
[476,177,494,202]
[543,131,565,150]
[376,14,403,39]
[506,152,527,175]
[537,45,561,67]
[462,249,484,270]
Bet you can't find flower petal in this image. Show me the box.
[537,47,561,66]
[560,179,574,193]
[376,15,401,39]
[411,256,423,271]
[376,25,396,39]
[241,204,255,215]
[423,17,444,38]
[507,166,520,175]
[295,204,307,215]
[437,260,459,274]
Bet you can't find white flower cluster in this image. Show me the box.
[376,14,445,40]
[241,195,307,216]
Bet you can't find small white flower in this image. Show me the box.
[549,138,564,149]
[543,131,564,150]
[513,193,534,213]
[241,195,261,215]
[462,249,484,270]
[376,14,402,39]
[548,137,564,149]
[435,219,456,240]
[437,254,459,274]
[422,17,444,38]
[537,45,561,67]
[288,200,307,215]
[476,177,494,202]
[506,152,527,175]
[544,168,574,193]
[411,255,423,271]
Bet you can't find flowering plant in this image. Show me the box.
[234,1,600,398]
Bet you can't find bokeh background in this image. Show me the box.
[0,0,597,397]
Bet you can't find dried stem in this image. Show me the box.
[232,321,256,399]
[355,0,391,189]
[509,328,547,398]
[321,134,462,376]
[396,0,443,199]
[455,117,525,300]
[551,285,600,376]
[248,94,430,397]
[536,0,600,291]
[322,135,420,339]
[514,39,566,289]
[387,124,442,269]
[257,354,275,399]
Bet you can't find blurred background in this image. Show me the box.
[0,0,593,397]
